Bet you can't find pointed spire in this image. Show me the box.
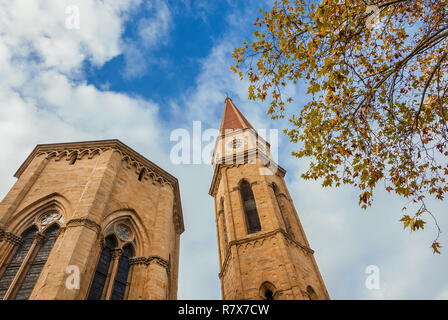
[219,97,254,135]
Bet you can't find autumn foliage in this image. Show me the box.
[232,0,448,253]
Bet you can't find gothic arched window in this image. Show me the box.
[0,227,37,299]
[0,209,63,300]
[87,222,135,300]
[15,224,60,300]
[87,235,117,300]
[306,285,319,300]
[240,180,261,234]
[259,281,276,300]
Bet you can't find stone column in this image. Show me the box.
[144,184,174,300]
[127,258,148,300]
[144,261,169,300]
[0,232,22,269]
[103,249,122,300]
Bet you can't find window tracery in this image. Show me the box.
[0,209,63,300]
[87,221,135,300]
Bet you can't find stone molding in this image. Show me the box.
[66,218,102,236]
[209,151,287,196]
[35,232,48,245]
[129,255,170,272]
[1,231,23,246]
[111,249,123,260]
[14,140,184,234]
[219,228,313,279]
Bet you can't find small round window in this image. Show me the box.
[116,224,131,241]
[39,212,59,228]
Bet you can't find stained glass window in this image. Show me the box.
[110,245,133,300]
[14,224,60,300]
[0,227,37,299]
[39,212,59,229]
[87,235,117,300]
[88,222,135,300]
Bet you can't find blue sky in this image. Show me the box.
[0,0,447,300]
[85,1,239,112]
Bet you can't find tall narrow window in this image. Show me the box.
[110,245,133,300]
[240,180,261,234]
[15,224,60,300]
[87,222,135,300]
[0,210,63,300]
[0,227,37,299]
[87,235,117,300]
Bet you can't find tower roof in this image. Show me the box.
[219,98,254,134]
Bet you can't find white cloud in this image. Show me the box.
[0,0,169,197]
[138,1,171,47]
[121,0,173,79]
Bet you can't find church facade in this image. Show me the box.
[0,140,183,299]
[0,99,328,300]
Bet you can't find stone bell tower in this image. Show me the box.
[209,98,329,300]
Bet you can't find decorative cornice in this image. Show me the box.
[218,228,313,279]
[148,256,170,271]
[1,231,23,246]
[13,140,184,234]
[129,256,147,265]
[129,255,170,272]
[209,150,286,196]
[66,218,102,236]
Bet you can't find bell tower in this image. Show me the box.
[209,98,329,300]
